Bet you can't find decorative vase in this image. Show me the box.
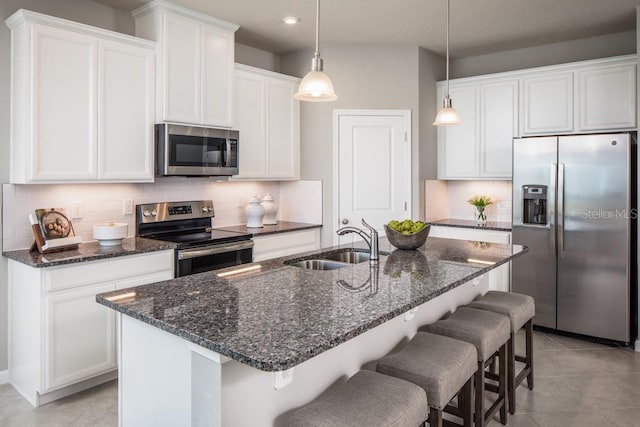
[475,206,487,225]
[246,195,265,228]
[261,193,278,225]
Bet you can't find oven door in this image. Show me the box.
[175,240,254,277]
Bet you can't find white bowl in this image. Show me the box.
[93,222,128,246]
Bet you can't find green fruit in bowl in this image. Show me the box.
[387,219,426,235]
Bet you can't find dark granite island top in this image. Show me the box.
[97,237,526,372]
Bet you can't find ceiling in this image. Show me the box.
[93,0,638,58]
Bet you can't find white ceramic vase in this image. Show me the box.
[261,193,278,225]
[246,195,265,228]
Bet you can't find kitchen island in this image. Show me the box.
[97,236,526,426]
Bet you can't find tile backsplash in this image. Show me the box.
[2,179,323,251]
[425,180,512,223]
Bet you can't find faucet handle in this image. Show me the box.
[361,218,378,236]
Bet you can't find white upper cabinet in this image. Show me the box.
[6,10,155,184]
[438,79,517,180]
[520,55,636,135]
[576,63,636,131]
[133,0,238,128]
[437,55,636,180]
[521,72,573,135]
[233,64,300,180]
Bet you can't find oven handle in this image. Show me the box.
[177,240,254,260]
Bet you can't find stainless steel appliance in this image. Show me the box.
[512,133,636,343]
[137,200,253,277]
[156,124,239,177]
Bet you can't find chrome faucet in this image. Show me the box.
[336,219,379,265]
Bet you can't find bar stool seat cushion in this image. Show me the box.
[423,307,510,361]
[376,332,477,409]
[468,291,535,332]
[290,370,428,427]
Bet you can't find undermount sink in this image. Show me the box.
[285,250,376,270]
[287,259,349,270]
[321,251,371,264]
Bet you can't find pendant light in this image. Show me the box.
[433,0,461,125]
[294,0,338,102]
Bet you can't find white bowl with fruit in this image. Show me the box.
[384,220,430,250]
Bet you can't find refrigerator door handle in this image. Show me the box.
[558,163,565,258]
[549,163,557,258]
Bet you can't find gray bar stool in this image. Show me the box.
[467,290,535,414]
[290,370,428,427]
[376,331,477,427]
[423,307,510,427]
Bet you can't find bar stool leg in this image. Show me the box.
[526,319,534,390]
[499,344,507,424]
[429,407,443,427]
[507,332,516,414]
[474,361,484,427]
[462,377,473,427]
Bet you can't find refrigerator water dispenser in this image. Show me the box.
[522,185,547,225]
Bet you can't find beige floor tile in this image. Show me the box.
[529,411,611,427]
[600,408,640,426]
[543,333,617,351]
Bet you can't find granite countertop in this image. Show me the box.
[427,218,512,232]
[214,221,322,237]
[97,236,527,372]
[2,237,177,268]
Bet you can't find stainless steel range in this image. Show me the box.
[137,200,253,277]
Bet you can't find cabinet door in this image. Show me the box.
[480,80,517,178]
[44,282,116,391]
[266,79,299,179]
[521,72,573,135]
[31,24,97,181]
[201,25,234,127]
[163,13,201,124]
[437,85,479,179]
[577,64,636,131]
[98,40,154,181]
[235,70,267,178]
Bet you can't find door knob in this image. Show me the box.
[341,218,349,225]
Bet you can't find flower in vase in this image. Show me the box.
[468,195,493,222]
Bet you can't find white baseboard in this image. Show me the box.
[0,370,9,385]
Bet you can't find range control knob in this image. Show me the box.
[151,209,158,216]
[142,210,151,217]
[202,206,209,213]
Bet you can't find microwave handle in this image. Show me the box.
[223,139,230,167]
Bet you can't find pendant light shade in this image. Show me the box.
[295,0,337,102]
[434,0,461,126]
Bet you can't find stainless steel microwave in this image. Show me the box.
[156,124,239,177]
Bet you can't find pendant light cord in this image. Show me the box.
[446,0,450,98]
[315,0,320,59]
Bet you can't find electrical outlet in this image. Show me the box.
[123,199,134,215]
[69,202,83,219]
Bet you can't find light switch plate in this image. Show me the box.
[69,202,83,219]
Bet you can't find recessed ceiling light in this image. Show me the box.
[283,16,300,25]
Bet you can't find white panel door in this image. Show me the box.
[163,13,200,124]
[266,79,299,179]
[32,24,97,180]
[98,40,154,181]
[337,111,411,237]
[480,80,518,178]
[577,64,636,131]
[45,282,116,391]
[438,85,479,178]
[201,25,234,127]
[521,72,573,134]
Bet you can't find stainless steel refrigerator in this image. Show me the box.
[512,133,635,343]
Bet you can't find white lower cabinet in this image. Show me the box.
[429,226,511,292]
[252,229,321,262]
[8,250,174,407]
